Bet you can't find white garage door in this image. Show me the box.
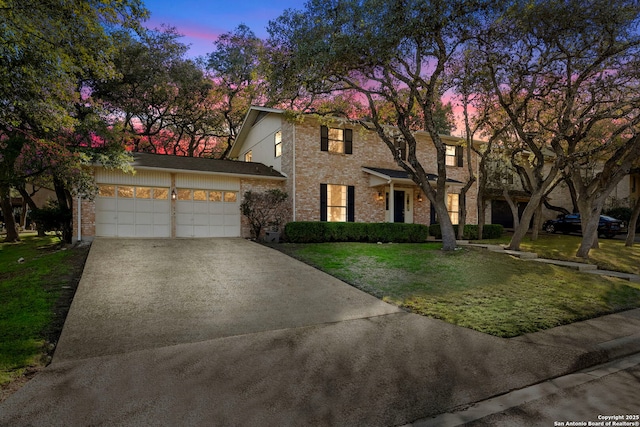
[175,189,240,237]
[96,185,171,237]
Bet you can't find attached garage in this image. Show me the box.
[77,152,286,240]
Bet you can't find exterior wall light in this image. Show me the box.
[377,192,384,201]
[171,188,177,200]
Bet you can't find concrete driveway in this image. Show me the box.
[53,238,401,362]
[0,238,610,426]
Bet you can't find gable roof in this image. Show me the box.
[230,106,285,159]
[129,152,286,179]
[362,166,463,185]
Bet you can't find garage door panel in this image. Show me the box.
[210,226,225,237]
[224,216,240,226]
[193,203,209,214]
[96,198,117,211]
[135,212,153,225]
[193,214,209,226]
[135,200,154,213]
[96,223,117,237]
[223,204,239,214]
[224,226,240,237]
[117,212,135,225]
[135,224,154,237]
[117,224,135,236]
[208,204,224,214]
[153,213,170,225]
[153,225,171,237]
[176,202,192,214]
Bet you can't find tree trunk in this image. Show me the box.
[16,186,46,236]
[531,203,543,241]
[53,177,73,244]
[0,185,20,242]
[503,188,520,230]
[477,195,486,241]
[625,196,640,247]
[575,200,606,258]
[509,191,543,250]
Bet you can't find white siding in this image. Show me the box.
[95,170,171,186]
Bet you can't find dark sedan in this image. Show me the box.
[543,213,626,239]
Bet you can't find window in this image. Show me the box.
[136,187,151,199]
[224,191,237,203]
[153,188,169,200]
[118,186,134,198]
[447,193,459,225]
[193,190,207,201]
[445,145,463,167]
[209,191,222,202]
[98,185,115,197]
[320,125,352,154]
[244,150,252,162]
[275,131,282,157]
[320,184,355,222]
[177,189,191,200]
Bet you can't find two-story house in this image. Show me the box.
[71,106,478,241]
[229,106,478,233]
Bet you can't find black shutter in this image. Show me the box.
[344,129,353,154]
[321,126,329,152]
[320,183,327,221]
[456,145,464,167]
[347,186,355,222]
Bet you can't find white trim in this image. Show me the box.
[118,166,286,181]
[77,195,81,241]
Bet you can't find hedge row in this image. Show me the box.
[428,223,504,240]
[284,222,430,243]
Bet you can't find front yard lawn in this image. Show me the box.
[0,234,88,399]
[272,242,640,338]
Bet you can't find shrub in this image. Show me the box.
[239,189,288,240]
[284,222,429,243]
[30,203,72,241]
[428,224,503,240]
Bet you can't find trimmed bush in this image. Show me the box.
[428,223,504,240]
[284,222,429,243]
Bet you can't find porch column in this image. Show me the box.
[388,182,394,223]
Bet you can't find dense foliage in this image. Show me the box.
[284,222,429,243]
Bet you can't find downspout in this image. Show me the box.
[77,195,82,242]
[292,124,296,221]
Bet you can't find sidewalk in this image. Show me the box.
[458,241,640,283]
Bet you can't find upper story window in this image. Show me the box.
[274,131,282,157]
[320,125,352,154]
[244,150,252,162]
[445,145,463,167]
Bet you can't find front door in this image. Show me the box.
[394,190,405,223]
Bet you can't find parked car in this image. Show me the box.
[543,213,626,238]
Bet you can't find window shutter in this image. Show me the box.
[344,129,353,154]
[321,126,329,152]
[347,186,355,222]
[456,146,464,167]
[320,183,327,221]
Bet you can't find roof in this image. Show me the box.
[362,167,463,184]
[230,106,285,159]
[129,152,286,179]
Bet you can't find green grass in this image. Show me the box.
[0,234,75,385]
[273,242,640,337]
[478,234,640,275]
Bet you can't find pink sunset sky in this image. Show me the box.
[142,0,467,134]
